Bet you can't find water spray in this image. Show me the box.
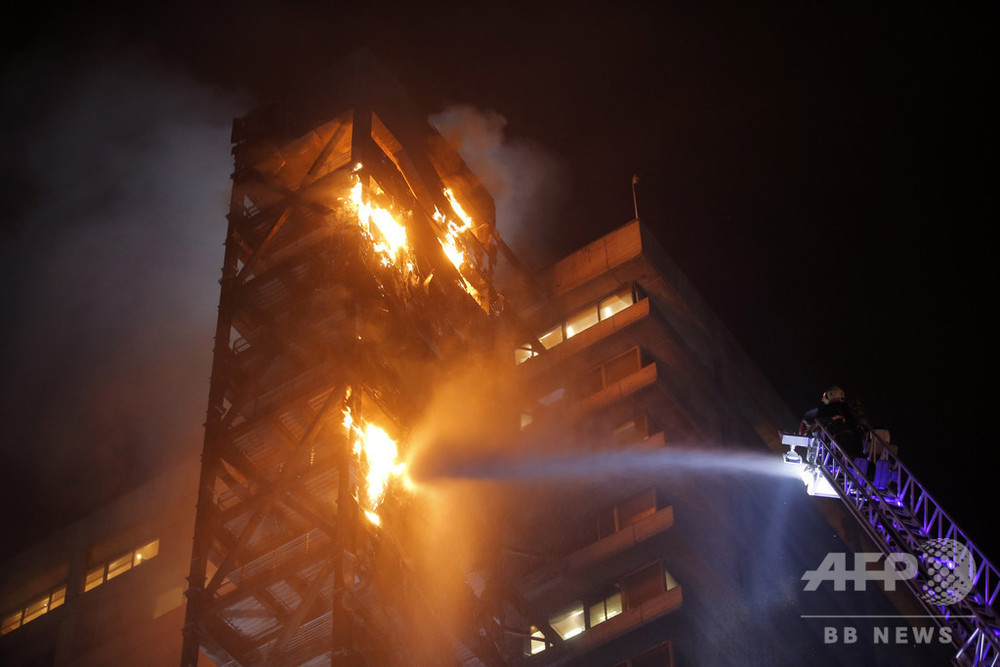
[410,444,803,486]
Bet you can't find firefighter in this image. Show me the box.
[803,386,865,458]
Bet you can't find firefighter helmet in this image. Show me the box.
[822,386,845,404]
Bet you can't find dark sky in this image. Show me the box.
[0,2,994,561]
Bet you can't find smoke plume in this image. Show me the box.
[428,105,569,269]
[0,48,244,559]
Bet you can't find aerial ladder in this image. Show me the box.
[781,423,1000,666]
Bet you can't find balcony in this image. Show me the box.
[520,504,674,603]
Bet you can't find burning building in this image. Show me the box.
[177,51,517,666]
[178,51,946,666]
[1,51,955,667]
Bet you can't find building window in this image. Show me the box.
[587,588,623,627]
[526,626,546,655]
[106,553,133,581]
[612,414,650,445]
[538,324,563,350]
[515,345,538,364]
[599,288,635,320]
[549,601,586,639]
[515,285,639,364]
[565,304,598,339]
[0,584,67,636]
[83,538,160,593]
[1,611,21,635]
[84,565,105,592]
[525,560,677,655]
[624,561,679,609]
[576,347,643,400]
[596,488,658,539]
[134,539,159,564]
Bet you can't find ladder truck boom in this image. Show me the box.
[781,423,1000,666]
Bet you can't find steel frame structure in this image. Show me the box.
[181,53,507,667]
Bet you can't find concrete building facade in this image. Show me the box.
[0,457,202,666]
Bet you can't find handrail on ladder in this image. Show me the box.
[785,422,1000,667]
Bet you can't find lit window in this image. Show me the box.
[49,586,65,611]
[84,565,105,592]
[665,568,680,591]
[538,325,563,350]
[549,602,585,640]
[520,413,533,429]
[588,590,623,627]
[565,304,598,339]
[106,553,133,581]
[1,583,69,635]
[21,596,49,624]
[526,625,547,655]
[1,610,22,635]
[518,285,638,361]
[85,538,160,593]
[599,286,635,320]
[134,539,159,565]
[514,346,537,365]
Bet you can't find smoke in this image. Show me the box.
[428,105,569,268]
[0,48,245,558]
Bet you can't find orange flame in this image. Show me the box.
[434,188,479,300]
[342,397,406,526]
[343,165,411,268]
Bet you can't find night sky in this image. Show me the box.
[0,2,994,563]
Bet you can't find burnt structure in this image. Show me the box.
[180,53,516,666]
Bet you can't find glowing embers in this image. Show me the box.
[342,165,412,270]
[342,392,406,526]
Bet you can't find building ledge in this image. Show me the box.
[525,586,683,664]
[520,298,650,379]
[582,585,683,650]
[578,362,658,415]
[520,505,675,602]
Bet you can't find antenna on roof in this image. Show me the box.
[631,174,640,222]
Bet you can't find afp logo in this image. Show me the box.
[803,538,975,605]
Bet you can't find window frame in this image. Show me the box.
[515,284,641,364]
[577,346,643,399]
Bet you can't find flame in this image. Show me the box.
[434,188,480,300]
[342,398,406,526]
[343,166,410,267]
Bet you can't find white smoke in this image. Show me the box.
[428,105,569,268]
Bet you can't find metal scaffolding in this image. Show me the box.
[181,52,506,667]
